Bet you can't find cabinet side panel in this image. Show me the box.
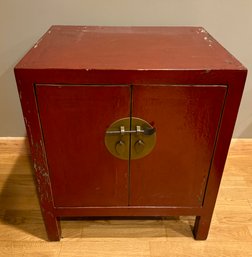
[130,85,227,207]
[35,85,130,207]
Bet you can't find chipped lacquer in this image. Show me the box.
[14,26,247,241]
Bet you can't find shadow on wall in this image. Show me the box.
[0,33,37,136]
[236,88,252,138]
[240,122,252,138]
[0,64,26,136]
[0,139,195,241]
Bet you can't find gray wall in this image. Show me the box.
[1,0,251,137]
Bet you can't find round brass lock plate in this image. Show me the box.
[105,117,156,160]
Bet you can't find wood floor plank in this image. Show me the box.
[215,213,252,226]
[22,242,61,257]
[81,218,166,241]
[249,200,252,209]
[0,174,36,197]
[149,241,252,257]
[61,220,84,241]
[207,224,252,242]
[0,137,29,156]
[0,241,25,257]
[0,155,33,175]
[60,241,150,257]
[0,196,40,210]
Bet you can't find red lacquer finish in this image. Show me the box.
[130,85,227,207]
[14,26,247,241]
[36,85,130,207]
[16,26,244,71]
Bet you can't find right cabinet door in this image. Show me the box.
[130,85,227,207]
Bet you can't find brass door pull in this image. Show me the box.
[115,140,126,155]
[134,139,145,153]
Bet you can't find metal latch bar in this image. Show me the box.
[106,126,156,135]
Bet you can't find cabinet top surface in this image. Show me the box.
[15,26,246,71]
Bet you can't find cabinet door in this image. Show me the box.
[36,85,130,207]
[130,85,227,207]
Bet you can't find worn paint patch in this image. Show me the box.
[199,28,206,33]
[24,117,34,146]
[33,140,53,205]
[33,38,43,49]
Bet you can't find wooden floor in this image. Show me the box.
[0,138,252,257]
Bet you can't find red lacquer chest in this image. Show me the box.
[14,26,247,241]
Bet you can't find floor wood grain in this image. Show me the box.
[0,138,251,257]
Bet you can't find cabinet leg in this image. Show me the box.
[193,215,212,240]
[43,212,61,241]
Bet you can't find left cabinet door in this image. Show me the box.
[35,84,130,207]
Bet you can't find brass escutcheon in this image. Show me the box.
[105,117,156,160]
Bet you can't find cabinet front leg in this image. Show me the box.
[43,212,61,241]
[193,215,212,240]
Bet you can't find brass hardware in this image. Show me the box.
[134,139,145,153]
[115,140,126,155]
[105,125,156,135]
[130,117,156,160]
[105,117,156,160]
[104,118,130,160]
